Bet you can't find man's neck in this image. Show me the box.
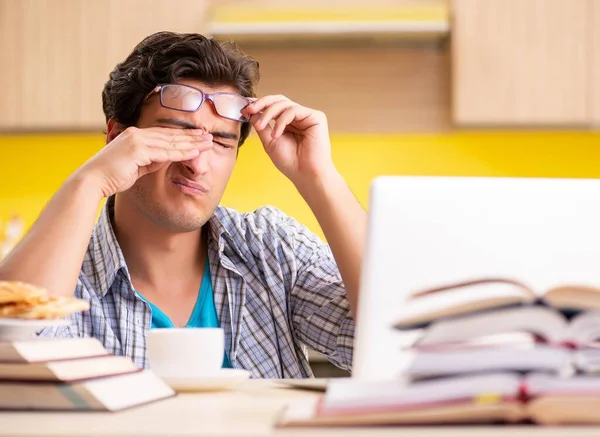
[111,197,206,290]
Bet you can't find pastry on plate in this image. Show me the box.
[0,281,89,319]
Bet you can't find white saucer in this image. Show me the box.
[277,378,332,392]
[161,369,251,392]
[0,318,68,341]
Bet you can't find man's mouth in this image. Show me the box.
[171,176,209,196]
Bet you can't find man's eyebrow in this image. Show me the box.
[156,118,197,130]
[211,131,239,141]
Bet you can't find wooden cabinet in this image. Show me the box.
[244,45,451,133]
[3,0,598,131]
[452,0,590,127]
[0,0,211,131]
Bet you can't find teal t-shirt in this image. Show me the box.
[136,258,232,368]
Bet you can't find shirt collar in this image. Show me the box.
[88,198,246,299]
[208,208,231,248]
[208,207,249,264]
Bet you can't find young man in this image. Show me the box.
[0,32,367,378]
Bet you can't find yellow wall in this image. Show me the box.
[1,132,599,240]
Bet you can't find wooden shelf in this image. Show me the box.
[208,1,449,41]
[210,21,449,39]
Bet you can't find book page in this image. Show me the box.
[395,281,535,327]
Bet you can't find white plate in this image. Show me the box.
[161,369,251,392]
[0,318,68,341]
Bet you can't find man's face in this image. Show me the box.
[126,79,242,232]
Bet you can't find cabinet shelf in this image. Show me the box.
[208,2,449,41]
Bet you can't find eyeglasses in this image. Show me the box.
[145,83,252,122]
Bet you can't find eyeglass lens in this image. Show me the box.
[160,84,249,122]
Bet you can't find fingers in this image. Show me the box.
[254,103,315,140]
[243,95,289,116]
[143,132,213,150]
[142,126,207,137]
[165,133,213,144]
[132,130,214,168]
[144,147,201,165]
[136,148,201,177]
[250,113,275,147]
[253,100,296,131]
[272,107,300,139]
[243,94,324,142]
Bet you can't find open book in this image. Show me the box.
[277,372,600,427]
[394,278,600,329]
[402,306,600,350]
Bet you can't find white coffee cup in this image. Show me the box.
[147,328,225,377]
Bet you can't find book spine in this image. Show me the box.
[57,384,94,409]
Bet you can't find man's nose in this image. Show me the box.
[182,149,210,176]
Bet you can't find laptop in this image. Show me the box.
[352,175,600,380]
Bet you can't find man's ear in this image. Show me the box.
[106,119,126,145]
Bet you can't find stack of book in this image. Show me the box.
[0,337,175,411]
[278,278,600,427]
[0,281,174,411]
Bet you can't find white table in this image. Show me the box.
[1,380,600,437]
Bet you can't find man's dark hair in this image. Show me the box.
[102,31,260,146]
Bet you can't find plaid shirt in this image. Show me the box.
[40,197,355,378]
